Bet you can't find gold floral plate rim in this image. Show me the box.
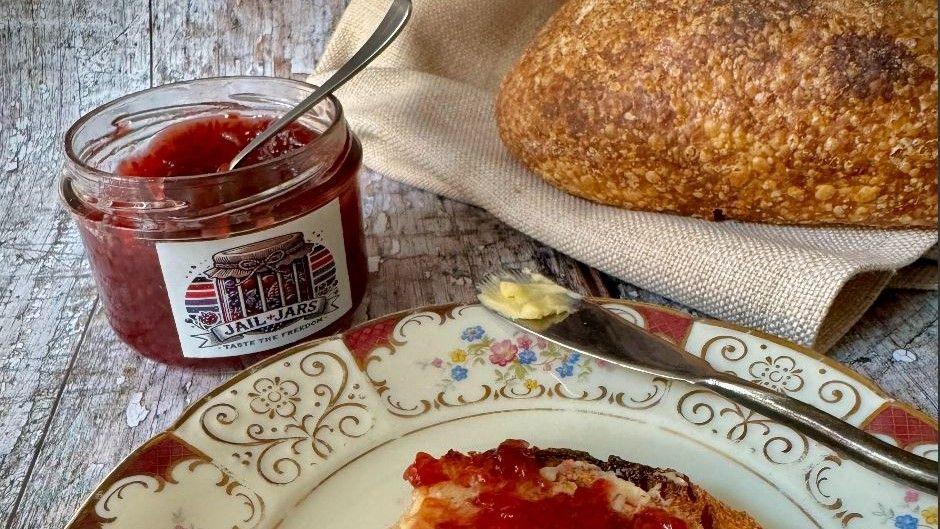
[64,298,938,529]
[172,299,935,429]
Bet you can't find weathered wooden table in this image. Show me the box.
[1,1,936,527]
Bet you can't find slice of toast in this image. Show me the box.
[396,440,761,529]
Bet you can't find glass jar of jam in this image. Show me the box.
[60,77,368,367]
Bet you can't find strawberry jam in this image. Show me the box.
[404,441,689,529]
[115,114,319,177]
[61,78,367,367]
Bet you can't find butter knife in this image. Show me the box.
[486,297,939,493]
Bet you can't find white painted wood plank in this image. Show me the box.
[0,0,151,525]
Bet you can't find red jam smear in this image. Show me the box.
[75,112,367,367]
[116,114,319,177]
[404,441,689,529]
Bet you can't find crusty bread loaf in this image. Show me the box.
[496,0,938,227]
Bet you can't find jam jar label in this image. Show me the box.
[156,199,352,358]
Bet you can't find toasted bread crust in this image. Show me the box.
[533,448,762,529]
[496,0,938,227]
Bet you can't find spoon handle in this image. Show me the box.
[703,373,939,493]
[229,0,413,169]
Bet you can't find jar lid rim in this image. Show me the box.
[63,76,347,184]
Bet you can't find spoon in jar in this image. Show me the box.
[227,0,412,170]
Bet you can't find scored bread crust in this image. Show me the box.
[496,0,938,227]
[532,448,762,529]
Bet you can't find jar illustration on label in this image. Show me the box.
[154,199,355,360]
[184,232,339,345]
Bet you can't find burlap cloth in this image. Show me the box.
[310,0,938,352]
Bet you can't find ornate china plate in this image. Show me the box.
[67,301,939,529]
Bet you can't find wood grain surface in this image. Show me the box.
[0,1,936,527]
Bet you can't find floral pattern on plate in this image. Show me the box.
[423,326,596,390]
[873,489,939,529]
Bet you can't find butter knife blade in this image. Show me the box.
[488,299,939,493]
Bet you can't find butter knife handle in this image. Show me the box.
[703,374,938,493]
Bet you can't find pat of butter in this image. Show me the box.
[478,273,576,320]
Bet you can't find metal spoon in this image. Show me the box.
[228,0,413,170]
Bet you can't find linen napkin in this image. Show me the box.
[310,0,938,352]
